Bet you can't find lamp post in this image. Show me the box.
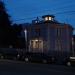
[24,29,27,52]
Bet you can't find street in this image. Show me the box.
[0,59,75,75]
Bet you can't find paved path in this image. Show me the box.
[0,59,75,75]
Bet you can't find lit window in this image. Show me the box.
[45,17,49,21]
[45,17,52,21]
[35,20,38,23]
[30,39,43,49]
[42,15,54,22]
[49,17,52,20]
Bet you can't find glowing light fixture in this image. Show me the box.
[35,39,38,42]
[42,15,55,21]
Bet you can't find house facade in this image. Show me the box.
[23,15,73,57]
[71,35,75,56]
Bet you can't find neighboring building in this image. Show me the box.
[71,35,75,56]
[22,15,73,57]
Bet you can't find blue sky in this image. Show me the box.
[3,0,75,28]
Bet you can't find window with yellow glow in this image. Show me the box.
[49,17,52,20]
[45,17,49,21]
[30,39,43,50]
[45,17,52,21]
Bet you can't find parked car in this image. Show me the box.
[68,57,75,66]
[0,48,18,60]
[23,52,56,64]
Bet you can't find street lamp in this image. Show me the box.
[24,29,27,52]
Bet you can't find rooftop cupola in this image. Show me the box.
[42,15,55,22]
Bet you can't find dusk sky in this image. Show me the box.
[3,0,75,28]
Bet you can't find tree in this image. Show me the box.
[0,1,24,48]
[0,1,13,48]
[12,24,23,48]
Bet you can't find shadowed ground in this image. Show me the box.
[0,59,75,75]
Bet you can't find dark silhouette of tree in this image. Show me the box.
[12,24,24,48]
[0,1,24,48]
[12,24,22,36]
[0,1,13,48]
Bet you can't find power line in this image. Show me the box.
[19,2,75,17]
[54,10,75,15]
[6,0,75,22]
[13,10,75,22]
[13,2,75,22]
